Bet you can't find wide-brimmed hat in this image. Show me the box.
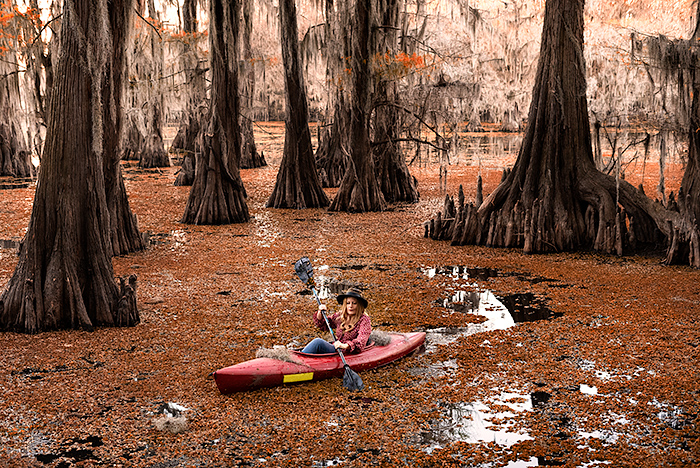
[336,287,368,308]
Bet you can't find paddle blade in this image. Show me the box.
[342,365,364,391]
[294,257,314,285]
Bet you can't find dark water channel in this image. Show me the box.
[33,435,102,467]
[425,265,562,323]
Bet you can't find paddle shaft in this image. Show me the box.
[310,286,351,367]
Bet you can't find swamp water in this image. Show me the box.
[310,264,562,464]
[415,266,558,459]
[412,265,665,466]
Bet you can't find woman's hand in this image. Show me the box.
[333,341,349,351]
[316,304,327,320]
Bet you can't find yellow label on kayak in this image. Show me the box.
[283,372,314,383]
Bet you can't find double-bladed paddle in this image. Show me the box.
[294,257,364,392]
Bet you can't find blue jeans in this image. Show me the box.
[302,337,336,354]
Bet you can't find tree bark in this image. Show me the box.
[239,0,266,169]
[183,0,197,32]
[313,0,351,189]
[171,0,206,186]
[173,104,204,186]
[0,23,33,179]
[427,0,676,255]
[666,4,700,267]
[138,6,170,169]
[0,0,140,333]
[371,0,419,203]
[121,112,145,161]
[0,124,32,178]
[314,98,350,188]
[182,0,249,224]
[373,93,419,203]
[103,0,146,256]
[266,0,329,209]
[329,0,386,212]
[140,99,171,168]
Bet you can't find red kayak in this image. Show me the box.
[214,331,426,394]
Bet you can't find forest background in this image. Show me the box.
[0,0,695,178]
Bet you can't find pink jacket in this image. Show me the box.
[313,311,372,354]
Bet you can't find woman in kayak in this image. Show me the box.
[301,287,372,354]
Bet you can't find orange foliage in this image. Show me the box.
[0,1,44,55]
[373,51,430,80]
[394,51,425,69]
[0,12,13,26]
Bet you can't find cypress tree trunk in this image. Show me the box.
[372,0,419,203]
[0,19,33,179]
[266,0,329,209]
[427,0,676,255]
[373,89,419,203]
[314,98,350,188]
[182,0,249,225]
[329,0,386,212]
[313,0,351,189]
[24,0,53,137]
[0,124,32,178]
[121,112,145,161]
[172,0,206,186]
[140,100,170,168]
[667,7,700,267]
[668,86,700,266]
[138,5,170,169]
[0,0,140,333]
[239,0,266,169]
[173,105,203,186]
[104,0,146,256]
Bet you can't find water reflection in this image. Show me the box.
[170,229,187,252]
[425,288,514,354]
[253,211,281,248]
[419,392,533,453]
[421,266,516,354]
[314,273,363,301]
[418,266,557,455]
[459,133,523,167]
[0,239,20,261]
[422,265,560,324]
[423,265,499,281]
